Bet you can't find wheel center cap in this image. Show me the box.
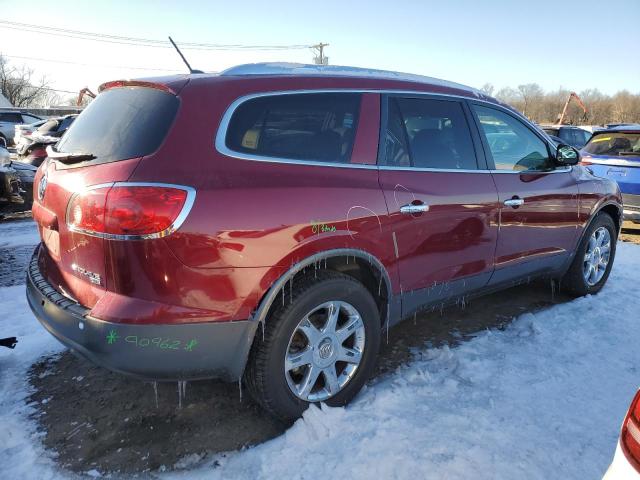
[318,338,334,359]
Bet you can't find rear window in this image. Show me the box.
[583,132,640,157]
[56,87,179,164]
[225,93,361,164]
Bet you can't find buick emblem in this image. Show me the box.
[38,171,48,201]
[318,339,334,359]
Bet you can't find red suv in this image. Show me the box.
[27,63,622,420]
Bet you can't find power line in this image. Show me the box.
[0,20,313,51]
[2,54,186,73]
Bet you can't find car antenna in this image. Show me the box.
[168,36,204,74]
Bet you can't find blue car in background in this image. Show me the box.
[581,126,640,223]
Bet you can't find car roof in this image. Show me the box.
[219,62,477,91]
[129,62,499,103]
[593,125,640,134]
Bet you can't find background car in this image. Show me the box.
[14,119,47,147]
[580,126,640,223]
[0,136,25,219]
[604,389,640,478]
[0,110,42,146]
[542,125,592,149]
[17,114,77,166]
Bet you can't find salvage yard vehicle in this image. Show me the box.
[1,136,24,219]
[17,114,78,167]
[604,389,640,479]
[0,110,42,146]
[14,119,46,148]
[541,125,592,149]
[580,126,640,223]
[0,136,37,218]
[26,63,623,420]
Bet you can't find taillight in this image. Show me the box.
[621,390,640,473]
[67,183,194,239]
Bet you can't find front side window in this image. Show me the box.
[382,97,477,169]
[225,93,361,164]
[473,105,554,171]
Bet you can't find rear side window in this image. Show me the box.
[0,112,22,123]
[56,87,179,164]
[58,116,75,131]
[381,97,478,170]
[225,93,361,164]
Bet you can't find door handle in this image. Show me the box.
[400,202,429,214]
[503,197,524,208]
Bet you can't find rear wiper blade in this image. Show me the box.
[46,145,96,163]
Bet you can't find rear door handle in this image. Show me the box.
[503,197,524,208]
[400,202,429,214]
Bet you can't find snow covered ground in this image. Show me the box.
[1,219,638,479]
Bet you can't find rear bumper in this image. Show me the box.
[26,247,258,381]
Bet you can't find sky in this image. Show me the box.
[0,0,638,102]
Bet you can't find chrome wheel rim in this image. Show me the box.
[583,226,611,286]
[285,301,366,402]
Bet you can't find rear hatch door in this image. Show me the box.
[32,83,181,308]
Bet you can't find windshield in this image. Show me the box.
[56,87,178,164]
[583,132,640,157]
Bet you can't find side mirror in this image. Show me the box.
[556,144,580,166]
[0,137,6,148]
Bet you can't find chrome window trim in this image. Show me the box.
[214,88,562,173]
[215,89,509,170]
[378,165,489,174]
[65,182,196,241]
[489,166,573,174]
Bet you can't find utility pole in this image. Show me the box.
[312,43,329,65]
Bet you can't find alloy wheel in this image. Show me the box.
[583,226,611,286]
[284,300,366,402]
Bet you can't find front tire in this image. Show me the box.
[244,271,381,421]
[561,213,617,296]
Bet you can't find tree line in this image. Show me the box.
[481,83,640,126]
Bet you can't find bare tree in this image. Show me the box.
[480,83,495,96]
[516,83,544,120]
[0,55,52,107]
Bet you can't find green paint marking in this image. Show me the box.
[311,220,336,235]
[106,330,119,345]
[184,339,198,351]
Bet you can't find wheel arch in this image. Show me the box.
[561,200,622,277]
[252,249,395,332]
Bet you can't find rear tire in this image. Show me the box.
[244,271,381,421]
[561,213,617,297]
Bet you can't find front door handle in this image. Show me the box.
[400,202,429,214]
[503,197,525,208]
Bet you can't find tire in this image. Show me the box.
[561,212,617,297]
[244,271,381,421]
